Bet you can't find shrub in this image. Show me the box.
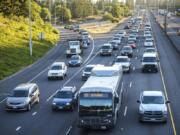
[103,12,114,21]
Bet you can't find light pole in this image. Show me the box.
[29,0,32,56]
[164,0,169,33]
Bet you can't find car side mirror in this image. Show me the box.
[137,100,140,103]
[166,100,170,104]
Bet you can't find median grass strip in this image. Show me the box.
[81,18,128,34]
[0,15,59,80]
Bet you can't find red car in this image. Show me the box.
[127,41,136,49]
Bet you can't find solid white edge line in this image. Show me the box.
[151,16,177,135]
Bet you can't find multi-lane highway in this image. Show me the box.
[0,12,180,135]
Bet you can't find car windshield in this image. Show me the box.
[55,91,73,98]
[71,56,79,60]
[116,58,128,62]
[142,96,164,104]
[113,38,119,40]
[128,41,135,44]
[12,90,29,97]
[143,57,156,62]
[123,47,131,51]
[102,46,110,49]
[146,39,152,42]
[51,65,62,70]
[146,49,155,53]
[84,66,94,72]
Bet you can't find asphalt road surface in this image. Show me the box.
[0,14,179,135]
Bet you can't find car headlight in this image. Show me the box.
[66,102,70,106]
[163,111,167,115]
[139,106,144,114]
[52,102,56,105]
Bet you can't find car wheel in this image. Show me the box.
[36,97,40,104]
[27,104,31,111]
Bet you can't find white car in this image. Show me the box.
[137,91,169,122]
[112,37,121,45]
[144,38,153,47]
[48,62,67,80]
[118,30,126,37]
[128,35,136,42]
[114,56,131,73]
[144,47,157,56]
[141,53,158,73]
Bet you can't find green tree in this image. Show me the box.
[41,7,51,21]
[56,5,72,22]
[111,3,121,18]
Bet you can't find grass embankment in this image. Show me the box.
[81,18,128,34]
[0,15,59,80]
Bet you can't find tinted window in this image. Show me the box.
[84,67,94,72]
[55,91,73,98]
[51,65,62,70]
[116,58,128,62]
[12,90,29,97]
[142,96,164,104]
[102,46,110,49]
[143,57,156,62]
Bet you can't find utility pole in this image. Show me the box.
[29,0,32,56]
[54,0,57,26]
[164,0,169,33]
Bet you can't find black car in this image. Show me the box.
[109,41,119,50]
[52,86,77,111]
[68,55,83,67]
[124,25,130,29]
[82,65,95,81]
[120,46,133,57]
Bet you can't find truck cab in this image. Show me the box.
[66,40,82,58]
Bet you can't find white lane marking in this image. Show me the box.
[123,106,128,116]
[0,97,7,104]
[133,67,135,71]
[135,57,138,59]
[137,49,139,53]
[32,112,37,116]
[28,68,48,83]
[16,126,21,131]
[66,126,72,135]
[46,38,97,102]
[120,82,124,93]
[129,82,132,88]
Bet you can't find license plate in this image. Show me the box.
[13,106,17,109]
[151,118,156,121]
[59,106,63,109]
